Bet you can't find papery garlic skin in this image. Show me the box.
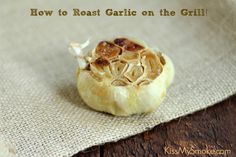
[71,38,174,116]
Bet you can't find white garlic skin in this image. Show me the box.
[77,54,174,116]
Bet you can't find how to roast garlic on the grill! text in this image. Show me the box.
[69,38,174,116]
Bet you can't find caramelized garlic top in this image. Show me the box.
[85,38,165,87]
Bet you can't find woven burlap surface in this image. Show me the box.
[0,0,236,156]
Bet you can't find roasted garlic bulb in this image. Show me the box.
[69,38,174,116]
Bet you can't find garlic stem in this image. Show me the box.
[68,39,90,69]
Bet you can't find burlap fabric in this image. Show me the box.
[0,0,236,156]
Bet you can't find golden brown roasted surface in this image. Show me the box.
[87,38,167,87]
[73,37,174,116]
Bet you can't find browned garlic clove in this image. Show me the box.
[95,41,121,60]
[90,57,112,79]
[114,38,144,51]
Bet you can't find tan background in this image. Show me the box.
[0,0,236,156]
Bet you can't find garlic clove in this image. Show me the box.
[114,38,144,51]
[90,57,112,79]
[111,78,129,86]
[95,41,121,60]
[110,60,128,77]
[137,79,151,86]
[123,64,144,83]
[119,50,139,63]
[141,50,163,80]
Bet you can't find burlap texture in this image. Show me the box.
[0,0,236,156]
